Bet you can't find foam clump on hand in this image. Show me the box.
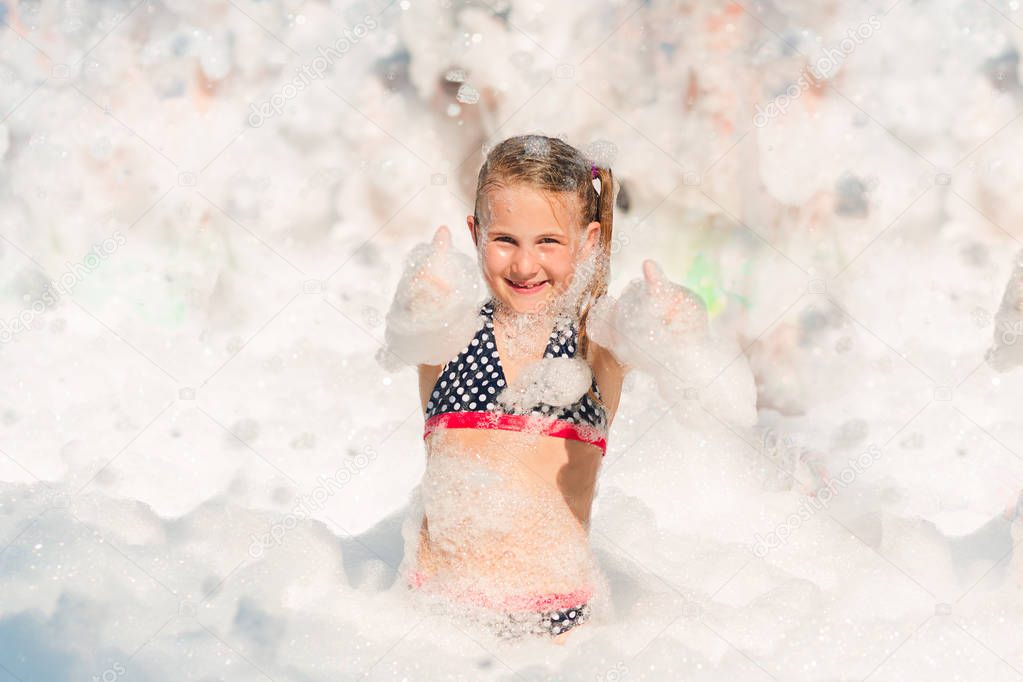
[588,260,757,428]
[376,226,485,370]
[496,356,592,413]
[587,260,709,369]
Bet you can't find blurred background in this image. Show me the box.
[2,0,1023,680]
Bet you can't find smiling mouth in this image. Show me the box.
[506,278,549,293]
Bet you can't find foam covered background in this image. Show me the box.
[1,1,1022,680]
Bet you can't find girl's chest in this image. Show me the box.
[494,321,622,425]
[491,330,548,387]
[421,311,621,428]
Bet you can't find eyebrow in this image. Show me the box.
[487,229,567,239]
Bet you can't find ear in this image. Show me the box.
[581,220,601,254]
[466,215,478,246]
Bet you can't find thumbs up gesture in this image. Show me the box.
[586,259,709,371]
[379,225,484,370]
[586,258,756,430]
[403,225,460,312]
[641,259,709,338]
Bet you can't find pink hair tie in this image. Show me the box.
[591,164,598,179]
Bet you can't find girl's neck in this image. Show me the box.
[491,298,557,325]
[490,298,566,361]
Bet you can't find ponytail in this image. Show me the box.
[577,165,614,363]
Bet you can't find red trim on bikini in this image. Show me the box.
[408,569,592,612]
[423,411,607,456]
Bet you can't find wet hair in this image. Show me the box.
[471,134,615,361]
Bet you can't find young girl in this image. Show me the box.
[380,135,741,642]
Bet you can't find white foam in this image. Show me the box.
[401,437,610,640]
[588,278,758,428]
[3,0,1023,678]
[496,356,593,412]
[377,238,486,370]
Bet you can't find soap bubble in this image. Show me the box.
[377,235,487,370]
[497,356,592,413]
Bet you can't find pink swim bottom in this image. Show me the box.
[407,569,592,614]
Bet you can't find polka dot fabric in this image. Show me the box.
[544,602,591,636]
[424,299,608,433]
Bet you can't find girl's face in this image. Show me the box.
[468,184,600,314]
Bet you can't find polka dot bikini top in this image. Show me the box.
[423,299,609,455]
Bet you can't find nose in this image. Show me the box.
[509,245,540,279]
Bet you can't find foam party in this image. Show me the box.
[2,0,1023,680]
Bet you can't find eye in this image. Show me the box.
[494,236,516,244]
[539,237,562,244]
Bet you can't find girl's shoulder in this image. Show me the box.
[582,295,627,375]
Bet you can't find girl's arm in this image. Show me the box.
[376,226,485,376]
[587,259,758,429]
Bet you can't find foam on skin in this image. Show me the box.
[496,356,593,413]
[587,274,758,429]
[376,233,486,370]
[399,433,610,640]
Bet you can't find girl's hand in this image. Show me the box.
[641,259,709,338]
[589,259,755,429]
[378,225,484,371]
[403,225,464,313]
[586,259,708,369]
[420,226,452,292]
[587,257,756,428]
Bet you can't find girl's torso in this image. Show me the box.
[423,300,612,452]
[413,298,621,527]
[413,299,625,602]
